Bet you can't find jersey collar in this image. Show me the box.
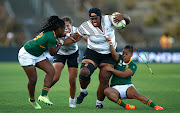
[122,58,132,65]
[52,31,57,38]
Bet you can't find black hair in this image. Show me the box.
[37,15,65,33]
[62,16,73,24]
[124,45,133,53]
[89,8,102,19]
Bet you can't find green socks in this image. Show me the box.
[42,86,50,96]
[116,99,126,108]
[146,99,157,108]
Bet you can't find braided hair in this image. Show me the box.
[37,15,65,33]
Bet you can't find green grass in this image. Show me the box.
[0,62,180,113]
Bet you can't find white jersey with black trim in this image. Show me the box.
[77,15,117,54]
[57,26,78,55]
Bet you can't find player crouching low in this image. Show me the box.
[104,36,164,110]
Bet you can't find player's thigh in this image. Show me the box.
[36,58,55,74]
[104,87,119,97]
[53,62,65,79]
[98,64,113,82]
[82,48,98,67]
[23,66,37,83]
[67,51,79,68]
[126,86,140,99]
[53,54,66,65]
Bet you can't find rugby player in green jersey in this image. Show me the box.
[104,36,164,110]
[18,16,66,109]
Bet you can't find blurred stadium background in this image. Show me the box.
[0,1,180,113]
[0,0,180,62]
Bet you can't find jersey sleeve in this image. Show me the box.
[46,32,57,47]
[77,21,89,37]
[128,63,137,75]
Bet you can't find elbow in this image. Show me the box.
[124,14,131,25]
[120,73,129,78]
[49,52,56,56]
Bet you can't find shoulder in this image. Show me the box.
[79,21,89,27]
[72,26,78,33]
[102,15,112,26]
[44,31,56,38]
[130,61,137,68]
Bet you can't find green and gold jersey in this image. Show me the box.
[24,31,57,57]
[110,55,137,87]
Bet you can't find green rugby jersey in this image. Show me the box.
[24,31,57,57]
[110,55,137,87]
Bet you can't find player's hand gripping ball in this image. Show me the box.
[111,12,126,29]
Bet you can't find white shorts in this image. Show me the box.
[18,47,47,67]
[112,84,135,100]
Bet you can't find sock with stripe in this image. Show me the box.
[80,87,88,94]
[116,99,126,108]
[42,86,50,96]
[146,99,157,108]
[30,97,35,102]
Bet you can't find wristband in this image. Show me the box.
[66,33,71,37]
[59,39,64,45]
[109,41,113,45]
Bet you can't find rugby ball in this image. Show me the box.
[111,12,126,29]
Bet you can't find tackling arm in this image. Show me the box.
[106,36,119,61]
[105,64,133,78]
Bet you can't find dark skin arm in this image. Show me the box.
[105,64,133,78]
[106,36,119,61]
[48,39,62,56]
[105,36,133,78]
[62,32,84,46]
[113,13,131,25]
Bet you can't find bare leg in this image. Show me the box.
[23,66,37,98]
[127,86,149,104]
[68,67,78,99]
[51,62,64,87]
[126,86,164,110]
[104,87,120,102]
[36,59,55,87]
[79,67,91,89]
[97,65,112,101]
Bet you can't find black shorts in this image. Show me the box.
[82,48,115,66]
[53,50,79,68]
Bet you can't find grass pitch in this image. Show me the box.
[0,62,180,113]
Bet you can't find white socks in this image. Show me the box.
[96,100,103,105]
[69,97,75,103]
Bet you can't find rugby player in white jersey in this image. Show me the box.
[47,16,87,108]
[70,8,131,108]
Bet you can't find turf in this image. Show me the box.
[0,62,180,113]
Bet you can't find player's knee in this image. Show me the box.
[53,77,60,83]
[80,67,90,77]
[104,87,111,96]
[47,68,55,76]
[28,79,37,86]
[79,62,96,81]
[133,92,141,99]
[69,78,76,86]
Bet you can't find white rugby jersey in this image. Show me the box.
[77,15,117,54]
[57,26,78,55]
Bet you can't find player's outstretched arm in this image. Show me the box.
[106,36,119,61]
